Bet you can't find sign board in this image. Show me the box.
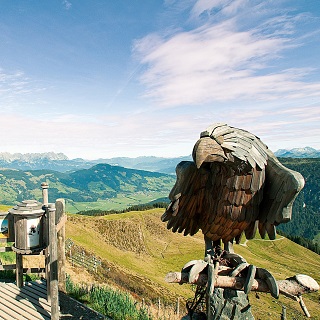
[27,217,41,248]
[0,217,9,239]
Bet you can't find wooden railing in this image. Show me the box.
[0,183,67,320]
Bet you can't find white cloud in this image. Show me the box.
[0,111,199,159]
[134,0,320,107]
[62,0,72,10]
[0,69,44,111]
[190,0,248,20]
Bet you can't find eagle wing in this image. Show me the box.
[257,151,305,239]
[161,160,265,243]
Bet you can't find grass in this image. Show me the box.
[0,242,41,282]
[1,203,318,319]
[0,204,12,212]
[66,192,168,213]
[66,209,320,319]
[66,275,151,320]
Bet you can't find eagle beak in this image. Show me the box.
[192,137,227,169]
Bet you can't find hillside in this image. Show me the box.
[277,158,320,242]
[1,156,319,239]
[66,209,320,320]
[0,164,175,212]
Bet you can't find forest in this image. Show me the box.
[277,158,320,242]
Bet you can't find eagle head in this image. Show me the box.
[192,137,227,169]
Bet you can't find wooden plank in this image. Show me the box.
[2,287,51,319]
[15,284,51,308]
[24,267,46,274]
[0,247,13,252]
[3,283,51,315]
[26,281,48,296]
[0,265,46,272]
[0,264,15,270]
[24,284,49,302]
[0,283,50,319]
[0,285,49,319]
[0,301,26,320]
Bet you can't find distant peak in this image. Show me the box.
[0,152,69,162]
[275,147,320,158]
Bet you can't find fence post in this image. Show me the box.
[158,298,161,318]
[56,199,66,293]
[176,297,180,316]
[16,253,23,287]
[42,183,50,299]
[281,305,287,320]
[48,203,59,320]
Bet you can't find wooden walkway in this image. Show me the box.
[0,281,50,320]
[0,280,107,320]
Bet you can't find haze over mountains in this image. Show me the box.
[0,152,191,174]
[0,147,319,174]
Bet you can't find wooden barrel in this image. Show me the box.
[9,200,45,253]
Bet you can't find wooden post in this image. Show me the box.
[16,253,23,288]
[56,198,66,293]
[298,294,311,318]
[158,298,161,318]
[176,297,180,316]
[41,182,49,205]
[42,183,50,299]
[281,305,287,320]
[48,203,59,320]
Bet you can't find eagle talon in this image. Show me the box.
[229,262,249,277]
[222,252,247,267]
[256,267,279,299]
[188,260,208,283]
[228,261,279,298]
[225,254,278,298]
[181,259,209,283]
[244,264,257,294]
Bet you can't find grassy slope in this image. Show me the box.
[66,209,320,320]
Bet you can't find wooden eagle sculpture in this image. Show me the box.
[161,123,305,297]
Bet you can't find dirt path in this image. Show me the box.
[240,236,285,247]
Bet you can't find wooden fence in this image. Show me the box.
[65,238,102,272]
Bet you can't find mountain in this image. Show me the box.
[0,152,191,174]
[275,147,320,158]
[0,152,319,242]
[1,147,319,174]
[0,152,93,172]
[0,164,175,207]
[90,155,192,174]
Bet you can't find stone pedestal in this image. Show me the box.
[207,288,254,320]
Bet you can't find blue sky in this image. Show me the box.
[0,0,319,159]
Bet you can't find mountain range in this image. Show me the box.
[0,152,191,174]
[0,164,175,208]
[0,146,319,174]
[274,146,320,158]
[0,150,319,243]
